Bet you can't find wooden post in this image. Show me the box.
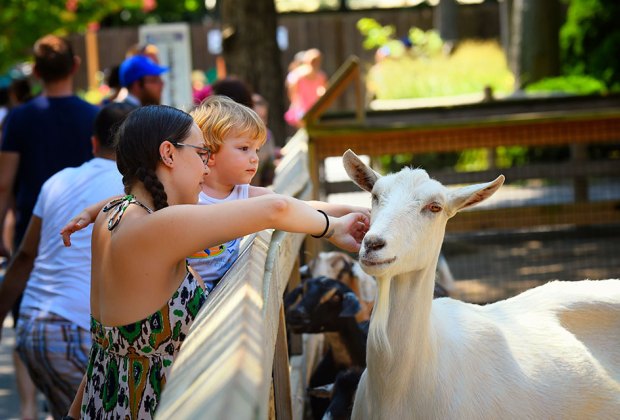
[571,144,588,202]
[216,56,227,79]
[273,304,293,420]
[287,258,303,356]
[85,25,100,91]
[354,64,365,124]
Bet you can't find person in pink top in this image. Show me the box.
[285,48,327,128]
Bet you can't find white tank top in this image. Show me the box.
[187,184,250,291]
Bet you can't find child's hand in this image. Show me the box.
[325,212,369,253]
[60,210,92,247]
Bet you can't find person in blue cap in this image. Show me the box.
[118,55,168,106]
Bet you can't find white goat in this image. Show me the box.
[342,149,620,420]
[306,251,455,322]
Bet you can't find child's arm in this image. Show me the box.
[248,186,370,219]
[248,185,274,198]
[60,195,121,246]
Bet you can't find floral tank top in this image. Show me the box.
[81,195,207,419]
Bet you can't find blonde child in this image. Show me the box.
[189,95,369,291]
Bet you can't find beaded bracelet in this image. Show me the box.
[311,210,330,238]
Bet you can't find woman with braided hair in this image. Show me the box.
[62,105,368,420]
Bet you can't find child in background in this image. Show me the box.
[189,95,369,292]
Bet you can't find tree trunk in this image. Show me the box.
[509,0,561,89]
[499,0,513,56]
[433,0,459,51]
[221,0,286,146]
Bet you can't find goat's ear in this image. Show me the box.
[343,149,380,193]
[339,291,362,317]
[447,175,505,216]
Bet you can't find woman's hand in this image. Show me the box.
[59,196,117,246]
[60,209,92,247]
[325,212,369,253]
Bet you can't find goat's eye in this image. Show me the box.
[371,193,378,203]
[425,202,442,213]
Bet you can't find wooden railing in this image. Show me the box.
[305,56,620,232]
[157,130,314,420]
[157,58,620,419]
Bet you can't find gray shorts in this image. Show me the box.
[16,308,91,419]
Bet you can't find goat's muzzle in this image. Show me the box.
[363,234,386,252]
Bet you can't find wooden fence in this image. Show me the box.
[156,55,620,420]
[156,130,315,419]
[305,57,620,233]
[68,2,501,111]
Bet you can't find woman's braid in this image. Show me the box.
[135,167,168,211]
[122,174,132,195]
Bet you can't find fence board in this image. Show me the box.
[156,230,273,419]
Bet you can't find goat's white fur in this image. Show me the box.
[343,149,620,419]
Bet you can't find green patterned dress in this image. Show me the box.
[81,196,207,419]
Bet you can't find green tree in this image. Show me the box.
[0,1,144,73]
[561,0,620,91]
[0,0,208,74]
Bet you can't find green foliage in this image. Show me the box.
[525,75,607,95]
[560,0,620,91]
[0,0,142,74]
[356,18,395,50]
[101,0,207,26]
[407,27,443,58]
[0,0,207,74]
[356,18,442,59]
[367,41,514,100]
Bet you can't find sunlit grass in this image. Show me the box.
[367,40,515,99]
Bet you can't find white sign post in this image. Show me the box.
[139,23,193,110]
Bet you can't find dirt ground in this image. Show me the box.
[443,224,620,304]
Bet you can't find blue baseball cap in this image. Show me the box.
[119,55,169,87]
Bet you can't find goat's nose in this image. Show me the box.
[286,305,307,323]
[364,235,385,251]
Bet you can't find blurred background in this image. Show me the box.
[1,1,619,418]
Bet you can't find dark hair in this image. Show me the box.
[33,35,75,83]
[94,103,137,150]
[105,65,121,89]
[212,77,254,108]
[115,105,194,211]
[0,87,8,107]
[9,78,32,104]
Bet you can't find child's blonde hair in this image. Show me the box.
[190,95,267,153]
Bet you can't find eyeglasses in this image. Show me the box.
[171,142,212,165]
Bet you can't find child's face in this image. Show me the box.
[211,133,263,186]
[172,124,210,204]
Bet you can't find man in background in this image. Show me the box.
[0,34,99,419]
[118,54,169,106]
[0,103,134,418]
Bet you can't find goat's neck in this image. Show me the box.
[367,259,438,391]
[325,317,367,367]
